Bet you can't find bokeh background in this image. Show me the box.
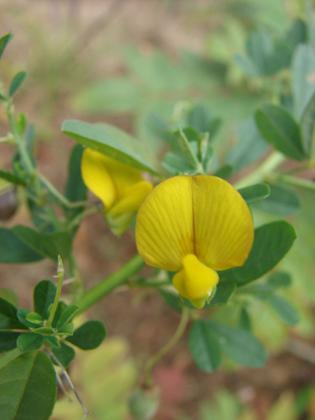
[1,0,315,419]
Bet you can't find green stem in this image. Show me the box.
[143,307,190,387]
[273,173,315,191]
[75,255,144,314]
[235,152,284,188]
[47,257,64,327]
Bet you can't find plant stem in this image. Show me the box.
[143,307,190,387]
[47,257,64,327]
[272,173,315,191]
[75,255,144,314]
[235,152,284,188]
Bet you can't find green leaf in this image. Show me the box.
[254,184,300,216]
[188,320,221,372]
[67,320,106,350]
[239,307,252,331]
[268,295,299,325]
[301,91,315,157]
[0,351,56,420]
[210,321,267,367]
[33,280,57,320]
[227,118,267,171]
[255,104,307,161]
[8,71,27,97]
[0,332,20,352]
[64,144,87,218]
[220,221,296,286]
[238,183,270,204]
[17,334,44,353]
[208,280,236,306]
[13,225,72,260]
[0,170,26,186]
[159,289,182,312]
[62,119,158,174]
[213,165,233,180]
[0,33,12,59]
[0,227,43,264]
[55,305,78,328]
[52,342,75,368]
[0,349,21,370]
[17,309,40,329]
[267,271,292,288]
[0,298,23,329]
[292,45,315,118]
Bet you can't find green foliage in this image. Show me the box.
[64,144,87,218]
[0,33,12,60]
[238,183,270,204]
[0,351,56,420]
[189,320,221,372]
[67,320,107,350]
[12,225,72,261]
[62,119,158,174]
[255,105,307,161]
[8,71,27,97]
[0,227,43,263]
[220,221,296,286]
[254,184,300,216]
[189,319,266,372]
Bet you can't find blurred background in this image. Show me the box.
[1,0,315,419]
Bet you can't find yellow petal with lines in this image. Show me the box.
[192,176,254,270]
[136,176,194,271]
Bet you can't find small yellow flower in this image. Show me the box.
[136,175,254,308]
[81,148,153,235]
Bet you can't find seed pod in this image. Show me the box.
[0,187,18,220]
[128,387,160,420]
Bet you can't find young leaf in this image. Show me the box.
[254,184,300,216]
[8,71,27,97]
[67,320,106,350]
[255,105,307,161]
[33,280,57,319]
[214,165,233,180]
[52,342,75,368]
[0,351,56,420]
[238,183,271,204]
[188,320,221,372]
[220,221,296,286]
[210,321,267,367]
[0,33,12,59]
[17,333,44,353]
[62,119,158,174]
[0,227,43,264]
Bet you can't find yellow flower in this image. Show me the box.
[135,175,254,308]
[81,148,153,235]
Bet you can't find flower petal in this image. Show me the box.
[109,181,153,217]
[172,254,218,301]
[136,176,194,271]
[81,149,116,208]
[192,176,254,270]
